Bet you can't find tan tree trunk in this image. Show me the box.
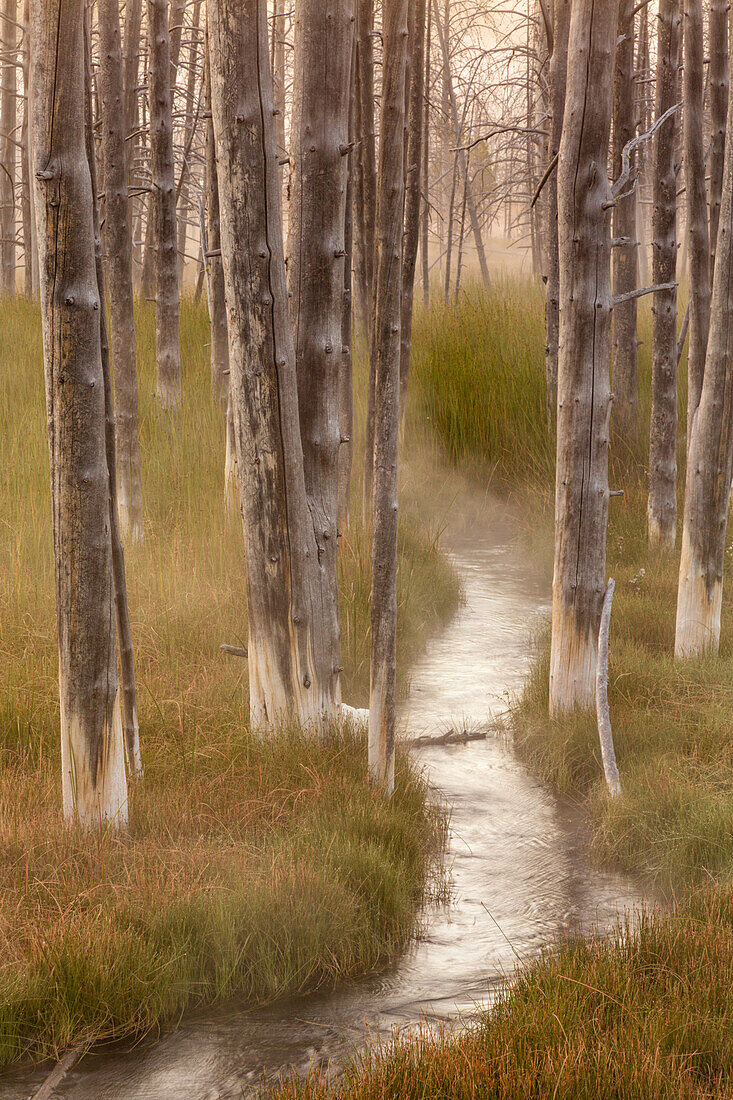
[288,0,353,702]
[709,0,729,274]
[203,28,228,405]
[399,0,427,413]
[544,0,570,424]
[175,0,201,287]
[611,0,638,441]
[648,0,681,548]
[98,0,144,545]
[683,0,710,445]
[548,0,617,715]
[148,0,181,408]
[208,0,341,730]
[369,0,408,794]
[675,5,733,659]
[20,0,37,296]
[1,0,16,294]
[32,0,127,827]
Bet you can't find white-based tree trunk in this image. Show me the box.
[32,0,128,827]
[676,3,733,659]
[549,0,617,715]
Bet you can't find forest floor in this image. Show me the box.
[266,283,733,1098]
[0,299,461,1068]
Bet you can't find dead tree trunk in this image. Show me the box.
[611,0,638,441]
[208,0,341,729]
[203,28,228,404]
[676,5,733,658]
[20,0,36,296]
[339,59,354,535]
[648,0,681,548]
[399,0,427,412]
[369,0,408,794]
[1,0,16,293]
[359,0,379,523]
[683,0,710,445]
[544,0,570,425]
[123,0,143,281]
[420,0,431,308]
[288,0,353,710]
[98,0,144,545]
[548,0,617,715]
[148,0,181,408]
[32,0,128,827]
[709,0,729,275]
[175,0,202,288]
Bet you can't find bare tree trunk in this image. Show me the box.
[84,15,142,780]
[545,0,570,424]
[98,0,144,545]
[123,0,143,282]
[203,28,228,404]
[648,0,681,548]
[635,4,651,286]
[288,0,353,713]
[432,0,490,287]
[208,0,341,729]
[399,0,426,413]
[548,0,617,715]
[32,0,127,827]
[676,5,733,658]
[175,0,202,289]
[148,0,181,408]
[369,0,408,795]
[709,0,729,275]
[683,0,710,445]
[20,0,36,296]
[1,0,16,293]
[359,0,379,523]
[339,34,356,535]
[420,0,431,309]
[611,0,638,441]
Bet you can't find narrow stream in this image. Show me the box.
[4,494,646,1100]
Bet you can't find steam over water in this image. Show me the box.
[3,494,645,1099]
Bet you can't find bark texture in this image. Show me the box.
[1,0,16,293]
[548,0,617,715]
[369,0,408,794]
[648,0,680,547]
[288,0,353,709]
[676,6,733,659]
[709,0,729,273]
[611,0,638,440]
[683,0,710,444]
[204,30,229,403]
[32,0,127,827]
[148,0,181,408]
[98,0,144,544]
[544,0,570,424]
[208,0,341,729]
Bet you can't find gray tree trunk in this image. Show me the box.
[420,1,430,308]
[122,0,143,281]
[611,0,638,441]
[148,0,181,408]
[648,0,681,548]
[683,0,710,446]
[676,4,733,658]
[1,0,16,293]
[98,0,144,545]
[548,0,617,715]
[369,0,408,794]
[288,0,353,710]
[359,0,379,523]
[709,0,729,274]
[32,0,127,827]
[544,0,570,425]
[208,0,341,729]
[203,28,228,404]
[175,0,202,288]
[20,0,36,296]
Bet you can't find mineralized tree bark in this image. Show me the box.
[682,0,710,446]
[32,0,128,827]
[548,0,618,715]
[647,0,681,547]
[208,0,341,729]
[399,0,427,413]
[611,0,638,441]
[148,0,182,408]
[709,0,728,274]
[369,0,408,794]
[676,5,733,659]
[98,0,144,544]
[544,0,570,425]
[288,0,354,705]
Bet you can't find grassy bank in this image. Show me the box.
[264,283,733,1098]
[0,298,458,1066]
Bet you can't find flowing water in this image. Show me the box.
[3,492,646,1100]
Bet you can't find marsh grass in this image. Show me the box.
[0,297,458,1066]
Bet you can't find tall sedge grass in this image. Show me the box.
[0,296,458,1066]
